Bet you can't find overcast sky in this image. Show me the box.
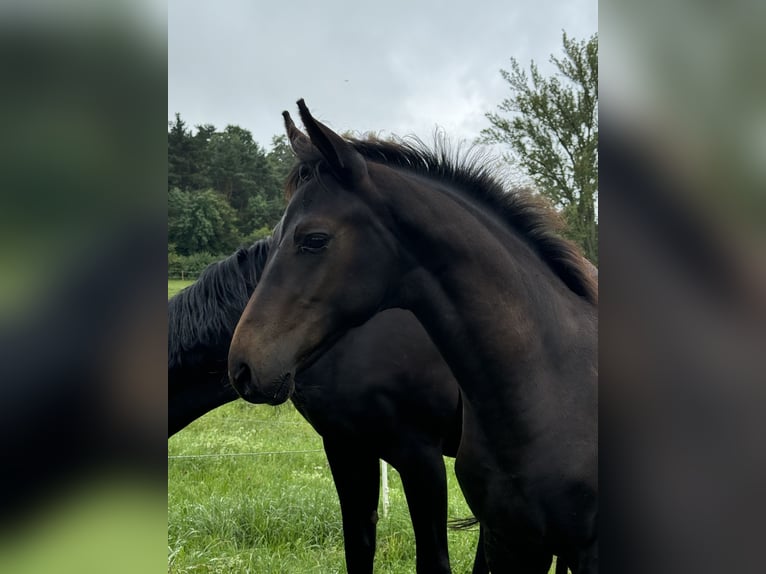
[169,0,596,150]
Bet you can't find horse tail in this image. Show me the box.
[448,516,479,530]
[555,556,568,574]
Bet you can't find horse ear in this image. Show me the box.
[296,99,367,183]
[282,110,321,162]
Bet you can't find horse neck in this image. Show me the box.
[168,372,238,436]
[380,170,596,405]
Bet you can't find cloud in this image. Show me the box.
[169,0,596,147]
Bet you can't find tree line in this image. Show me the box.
[168,117,293,259]
[169,32,598,273]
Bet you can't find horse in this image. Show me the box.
[227,100,598,573]
[168,239,488,574]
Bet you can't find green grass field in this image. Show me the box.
[168,401,483,573]
[169,279,195,298]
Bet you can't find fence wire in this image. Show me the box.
[169,450,392,514]
[168,449,324,460]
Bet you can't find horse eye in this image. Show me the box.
[298,164,312,182]
[300,233,330,253]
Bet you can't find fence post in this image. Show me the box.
[381,460,389,517]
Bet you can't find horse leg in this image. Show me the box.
[482,526,552,574]
[570,537,597,574]
[323,438,380,574]
[471,524,489,574]
[394,446,452,574]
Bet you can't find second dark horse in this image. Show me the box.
[168,238,487,574]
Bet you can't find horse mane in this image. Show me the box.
[286,135,597,304]
[168,237,272,369]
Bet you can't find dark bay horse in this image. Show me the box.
[228,101,598,573]
[168,239,488,574]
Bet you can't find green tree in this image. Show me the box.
[207,126,275,212]
[267,134,296,185]
[481,32,598,262]
[168,114,192,191]
[238,134,294,233]
[167,119,291,246]
[168,187,239,255]
[241,193,283,237]
[168,114,213,192]
[189,123,215,190]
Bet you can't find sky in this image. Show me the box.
[169,0,596,150]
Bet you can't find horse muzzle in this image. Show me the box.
[229,360,295,406]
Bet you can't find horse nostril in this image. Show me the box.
[231,362,252,388]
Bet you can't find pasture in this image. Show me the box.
[168,400,483,573]
[168,279,195,298]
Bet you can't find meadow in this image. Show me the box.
[168,401,482,573]
[168,279,195,298]
[168,280,559,573]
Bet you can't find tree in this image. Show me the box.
[189,123,215,190]
[241,134,294,232]
[481,32,598,262]
[168,187,239,255]
[168,115,213,192]
[207,126,273,211]
[267,134,296,185]
[167,119,291,249]
[167,114,192,191]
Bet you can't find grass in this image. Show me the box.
[169,279,195,298]
[168,401,485,573]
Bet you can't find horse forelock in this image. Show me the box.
[284,134,597,304]
[284,160,327,202]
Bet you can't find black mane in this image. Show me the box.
[286,135,597,304]
[168,238,272,369]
